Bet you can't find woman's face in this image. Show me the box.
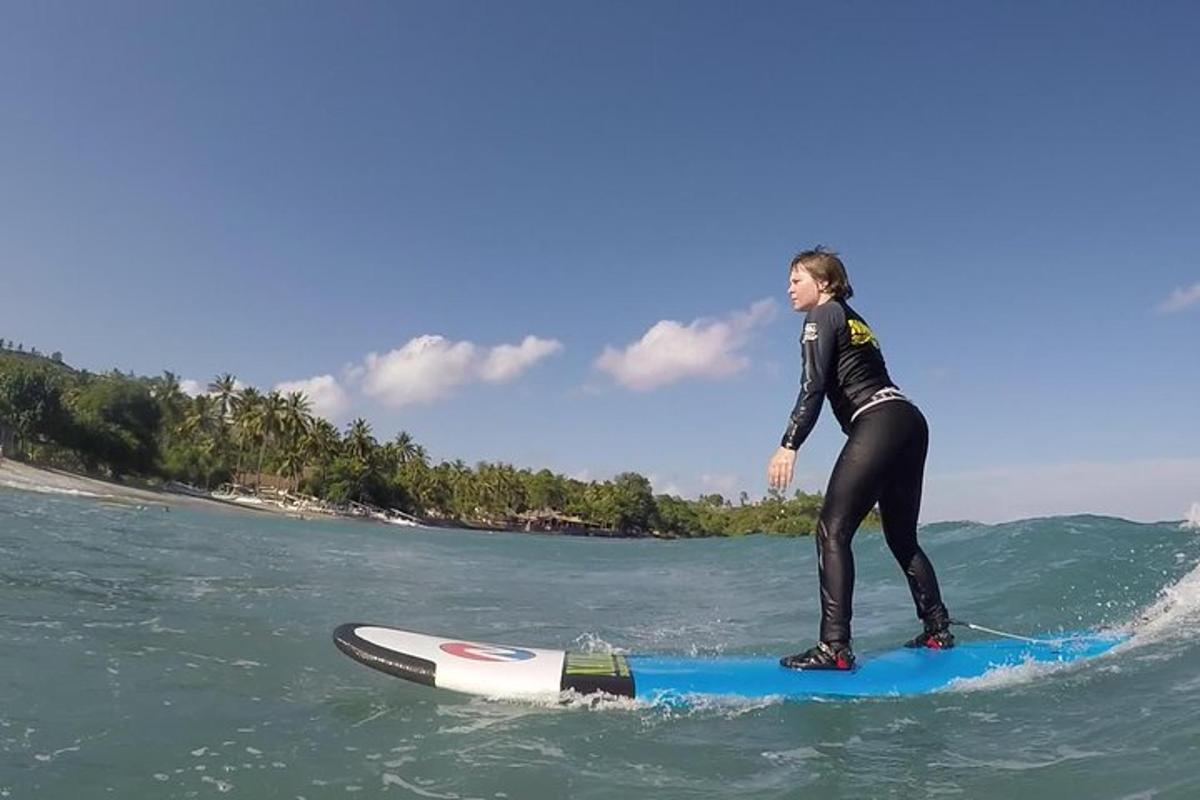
[788,266,826,312]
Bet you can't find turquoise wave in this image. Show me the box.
[2,487,1199,798]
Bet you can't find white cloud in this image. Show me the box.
[357,333,562,408]
[275,374,351,419]
[642,471,755,501]
[925,458,1200,524]
[647,472,685,497]
[180,379,205,397]
[595,299,776,391]
[480,336,564,383]
[699,472,742,497]
[360,336,477,408]
[1158,282,1200,314]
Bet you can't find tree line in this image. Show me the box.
[0,350,865,537]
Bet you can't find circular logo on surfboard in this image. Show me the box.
[439,642,537,662]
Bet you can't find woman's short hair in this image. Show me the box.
[790,246,854,299]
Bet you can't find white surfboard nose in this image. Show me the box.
[334,623,566,698]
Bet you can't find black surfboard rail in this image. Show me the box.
[333,623,437,687]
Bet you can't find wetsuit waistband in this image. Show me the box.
[850,387,912,423]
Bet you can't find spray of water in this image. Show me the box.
[945,657,1072,694]
[1120,557,1200,644]
[947,545,1200,695]
[1182,502,1200,531]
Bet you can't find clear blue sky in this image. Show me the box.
[3,2,1197,521]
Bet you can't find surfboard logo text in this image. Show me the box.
[440,642,537,662]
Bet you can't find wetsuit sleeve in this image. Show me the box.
[780,303,839,450]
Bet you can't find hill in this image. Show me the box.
[0,347,77,374]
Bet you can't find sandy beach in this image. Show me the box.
[0,458,427,528]
[0,459,300,517]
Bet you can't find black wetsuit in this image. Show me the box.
[782,299,949,645]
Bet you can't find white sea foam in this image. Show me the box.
[484,685,778,716]
[943,657,1073,694]
[569,632,620,654]
[379,771,485,800]
[936,578,1200,695]
[528,688,646,712]
[0,477,107,499]
[662,693,785,717]
[1118,558,1200,645]
[1182,502,1200,531]
[761,745,824,765]
[553,686,785,717]
[929,744,1106,771]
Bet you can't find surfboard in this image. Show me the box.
[332,622,1125,704]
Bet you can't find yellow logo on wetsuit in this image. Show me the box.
[848,319,880,349]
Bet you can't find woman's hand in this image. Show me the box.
[768,446,797,492]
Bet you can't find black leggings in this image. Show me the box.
[815,401,948,644]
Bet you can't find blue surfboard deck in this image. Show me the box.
[333,623,1127,704]
[629,633,1126,702]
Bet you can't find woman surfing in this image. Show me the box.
[768,247,953,670]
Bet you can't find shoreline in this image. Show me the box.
[0,458,423,526]
[0,459,646,537]
[0,458,299,517]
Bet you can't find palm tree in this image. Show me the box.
[475,462,523,516]
[301,417,341,493]
[411,444,430,467]
[447,459,476,518]
[208,374,238,421]
[279,446,307,493]
[154,371,187,436]
[158,370,183,397]
[178,394,216,441]
[282,392,312,452]
[283,392,312,432]
[254,391,287,488]
[343,419,380,504]
[206,374,238,474]
[496,462,526,514]
[231,386,263,483]
[304,417,340,458]
[345,418,377,465]
[475,462,497,513]
[177,394,222,487]
[276,392,313,490]
[391,431,419,464]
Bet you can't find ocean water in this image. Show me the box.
[3,487,1200,799]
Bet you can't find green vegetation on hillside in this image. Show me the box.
[0,342,871,537]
